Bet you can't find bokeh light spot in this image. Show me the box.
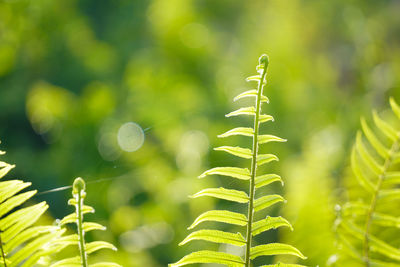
[117,122,145,152]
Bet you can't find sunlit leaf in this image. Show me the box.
[218,127,254,138]
[254,194,285,212]
[234,89,269,103]
[257,154,279,166]
[199,167,250,180]
[258,135,287,144]
[188,210,247,229]
[250,243,306,260]
[191,187,249,203]
[226,107,255,117]
[255,174,283,189]
[179,229,245,246]
[170,250,244,267]
[361,118,389,158]
[252,216,293,236]
[373,111,398,141]
[214,146,252,159]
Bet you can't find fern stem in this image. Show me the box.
[75,181,88,267]
[0,230,7,267]
[245,56,268,267]
[363,134,400,266]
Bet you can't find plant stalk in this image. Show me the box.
[76,190,88,267]
[244,59,268,267]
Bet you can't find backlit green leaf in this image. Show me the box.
[252,216,293,236]
[226,107,255,117]
[234,89,269,103]
[191,187,249,203]
[85,241,117,254]
[179,229,245,246]
[255,174,283,189]
[257,154,279,166]
[254,195,285,212]
[390,97,400,120]
[199,167,250,180]
[218,127,254,138]
[361,118,389,158]
[214,146,252,159]
[355,132,383,175]
[373,111,398,141]
[188,210,247,229]
[258,135,287,144]
[250,243,306,260]
[170,250,244,267]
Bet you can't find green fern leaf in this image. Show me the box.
[254,194,286,212]
[383,171,400,185]
[171,55,305,267]
[49,177,121,267]
[258,134,287,144]
[90,263,123,267]
[372,111,398,141]
[257,154,279,166]
[218,127,254,138]
[191,187,249,203]
[226,107,256,117]
[361,117,389,158]
[169,250,244,267]
[250,243,306,260]
[259,114,275,123]
[252,216,293,236]
[355,131,383,175]
[0,145,60,267]
[199,167,251,180]
[390,97,400,119]
[351,146,375,192]
[85,241,117,254]
[336,98,400,265]
[179,229,246,246]
[188,210,248,229]
[261,263,308,267]
[214,146,253,159]
[255,174,284,189]
[234,89,269,103]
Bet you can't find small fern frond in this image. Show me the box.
[0,142,62,267]
[50,177,121,267]
[171,55,306,266]
[335,98,400,266]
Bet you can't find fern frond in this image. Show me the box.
[336,97,400,266]
[171,55,305,266]
[49,177,121,267]
[0,143,61,267]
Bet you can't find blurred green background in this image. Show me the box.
[1,0,400,266]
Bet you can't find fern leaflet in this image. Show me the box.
[170,55,306,266]
[335,98,400,266]
[0,142,62,267]
[49,177,121,267]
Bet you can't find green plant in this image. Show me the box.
[49,177,121,267]
[0,142,63,267]
[170,55,306,267]
[334,98,400,266]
